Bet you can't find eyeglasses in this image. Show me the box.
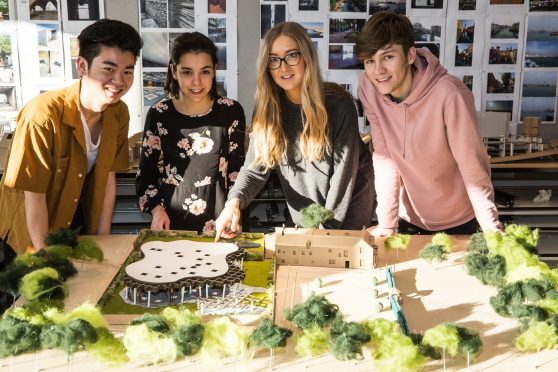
[268,51,302,70]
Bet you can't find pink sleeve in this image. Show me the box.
[444,87,501,232]
[358,78,400,229]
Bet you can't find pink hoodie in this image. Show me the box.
[358,48,500,232]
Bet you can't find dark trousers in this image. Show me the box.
[0,237,17,315]
[397,218,481,235]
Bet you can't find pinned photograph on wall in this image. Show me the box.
[455,43,473,66]
[37,24,61,49]
[0,86,17,111]
[299,0,319,11]
[67,0,100,21]
[456,20,475,43]
[216,45,226,70]
[411,0,444,9]
[142,32,169,68]
[140,0,168,28]
[328,44,361,69]
[70,37,79,79]
[486,99,514,117]
[169,0,194,28]
[459,0,476,10]
[169,32,181,53]
[416,43,440,59]
[143,71,166,107]
[369,0,406,15]
[521,97,555,121]
[216,74,227,97]
[488,43,518,65]
[261,4,286,38]
[208,18,226,43]
[460,74,474,90]
[30,0,59,21]
[330,0,367,12]
[486,72,515,94]
[38,50,63,78]
[300,22,324,39]
[208,0,226,14]
[0,32,13,83]
[490,20,520,39]
[525,15,558,68]
[0,0,9,20]
[329,19,365,43]
[529,0,558,11]
[412,18,442,43]
[522,71,557,97]
[489,0,523,4]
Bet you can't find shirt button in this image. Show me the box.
[78,173,83,178]
[67,221,71,225]
[57,169,61,173]
[74,198,78,202]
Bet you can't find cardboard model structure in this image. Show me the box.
[123,240,245,307]
[271,227,377,269]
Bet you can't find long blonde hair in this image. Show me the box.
[250,22,330,171]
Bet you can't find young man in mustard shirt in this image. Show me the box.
[0,19,142,257]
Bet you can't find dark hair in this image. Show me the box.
[78,19,142,66]
[165,32,218,100]
[355,12,414,59]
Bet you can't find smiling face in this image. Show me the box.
[268,35,306,104]
[363,44,416,101]
[77,45,135,111]
[172,52,216,107]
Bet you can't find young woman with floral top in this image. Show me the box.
[136,32,245,232]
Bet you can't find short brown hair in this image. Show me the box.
[355,12,414,59]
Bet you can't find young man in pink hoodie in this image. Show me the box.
[356,13,501,237]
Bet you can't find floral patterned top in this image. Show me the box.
[136,96,245,232]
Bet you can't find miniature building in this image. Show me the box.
[271,227,377,269]
[124,240,245,306]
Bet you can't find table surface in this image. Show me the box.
[5,234,558,371]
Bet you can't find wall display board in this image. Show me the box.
[261,0,558,132]
[0,0,104,128]
[139,0,238,122]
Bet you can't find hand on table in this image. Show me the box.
[151,205,170,230]
[367,225,396,238]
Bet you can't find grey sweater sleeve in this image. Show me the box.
[226,133,270,209]
[323,94,362,228]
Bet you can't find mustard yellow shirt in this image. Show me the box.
[0,81,129,254]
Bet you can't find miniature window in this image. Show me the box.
[281,259,285,264]
[293,250,296,255]
[309,251,312,256]
[329,259,336,265]
[359,259,362,267]
[302,251,305,255]
[360,247,362,254]
[338,252,341,257]
[344,250,348,257]
[328,248,332,253]
[294,259,298,264]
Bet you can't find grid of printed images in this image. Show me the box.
[261,0,558,126]
[140,0,233,108]
[0,1,17,118]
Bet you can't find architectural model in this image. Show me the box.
[123,240,245,307]
[271,227,377,269]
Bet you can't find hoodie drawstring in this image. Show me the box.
[403,104,407,159]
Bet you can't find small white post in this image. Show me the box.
[189,284,192,294]
[133,288,137,305]
[198,285,202,297]
[181,287,185,303]
[124,286,128,299]
[206,284,209,298]
[147,291,151,307]
[222,283,227,299]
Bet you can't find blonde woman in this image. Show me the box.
[215,22,374,239]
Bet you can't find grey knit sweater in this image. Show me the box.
[228,87,375,229]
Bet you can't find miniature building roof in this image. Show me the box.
[272,227,375,250]
[126,240,241,284]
